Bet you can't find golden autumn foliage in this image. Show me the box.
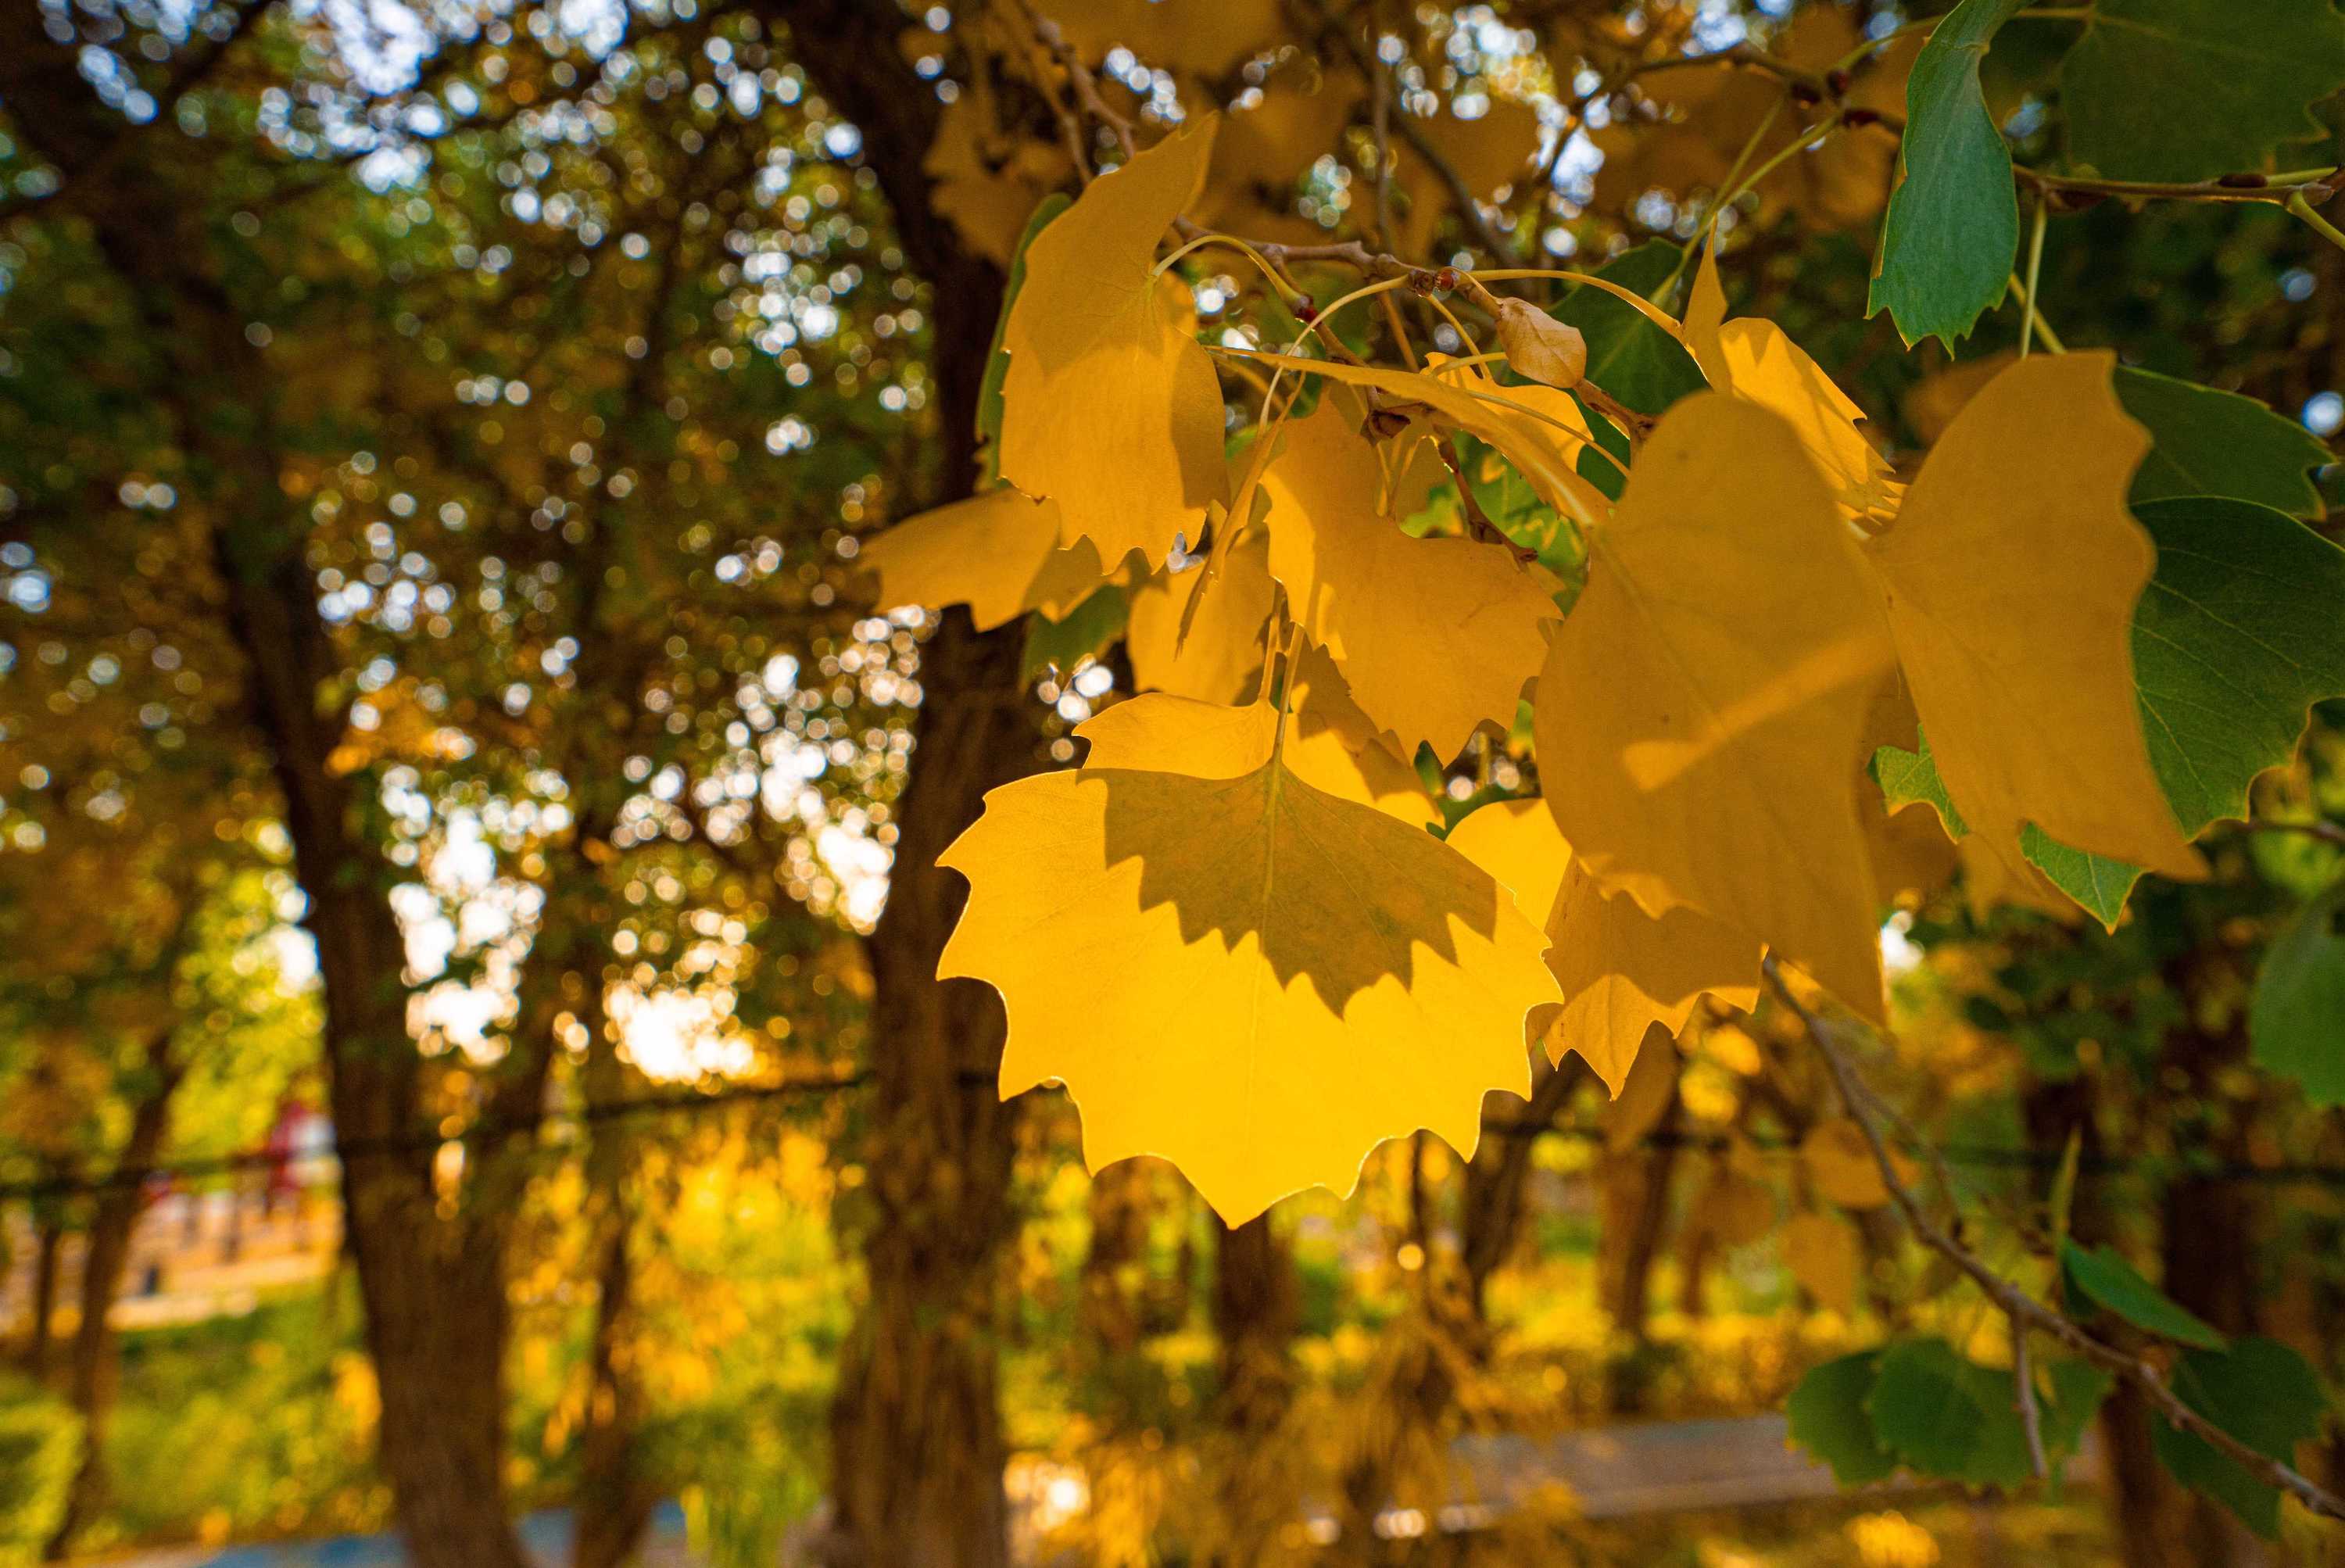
[872,75,2217,1221]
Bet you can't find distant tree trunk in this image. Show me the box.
[1599,1086,1682,1415]
[2153,958,2274,1568]
[1462,1060,1583,1319]
[573,995,657,1568]
[1208,1212,1300,1563]
[2022,1075,2172,1568]
[217,374,539,1568]
[23,1211,63,1380]
[1075,1163,1162,1428]
[0,20,542,1565]
[45,1032,181,1559]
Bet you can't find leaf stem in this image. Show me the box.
[2006,271,2067,353]
[2018,194,2049,359]
[2288,191,2345,259]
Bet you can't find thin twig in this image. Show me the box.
[1761,956,2345,1523]
[2013,1314,2050,1480]
[2028,166,2336,206]
[1431,435,1537,565]
[2243,815,2345,850]
[2289,190,2345,259]
[1291,0,1516,261]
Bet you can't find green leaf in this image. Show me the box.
[2117,368,2330,520]
[2131,496,2345,833]
[1788,1351,1899,1485]
[2251,882,2345,1108]
[1870,0,2028,349]
[1873,731,1967,839]
[2021,826,2141,929]
[1572,392,1634,502]
[1867,1339,1998,1480]
[1549,241,1708,416]
[2060,1240,2227,1349]
[1867,1337,2110,1488]
[1020,584,1126,682]
[2061,0,2345,183]
[2152,1337,2329,1537]
[976,194,1071,462]
[2013,496,2345,921]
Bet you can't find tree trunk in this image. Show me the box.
[1462,1061,1583,1319]
[0,21,542,1566]
[23,1212,63,1380]
[1599,1087,1682,1416]
[753,9,1033,1563]
[46,1036,181,1559]
[573,999,656,1568]
[1207,1213,1300,1564]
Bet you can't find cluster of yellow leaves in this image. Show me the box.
[873,116,2196,1223]
[1591,6,1921,231]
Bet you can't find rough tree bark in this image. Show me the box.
[750,6,1033,1563]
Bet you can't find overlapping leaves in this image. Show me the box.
[867,106,2340,1223]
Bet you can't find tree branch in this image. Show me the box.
[1761,955,2345,1523]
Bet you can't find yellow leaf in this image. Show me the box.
[1442,798,1571,924]
[1080,646,1434,827]
[1602,1023,1679,1153]
[1445,798,1758,1094]
[862,488,1112,630]
[1784,1209,1861,1313]
[1591,9,1909,231]
[1686,245,1895,520]
[1001,120,1229,567]
[1800,1117,1910,1209]
[1394,99,1538,254]
[1494,297,1586,389]
[1051,0,1285,77]
[1548,862,1760,1095]
[1864,353,2205,885]
[925,97,1076,267]
[1215,347,1614,528]
[1124,527,1275,702]
[1684,240,1729,385]
[1534,393,1896,1020]
[1262,396,1562,761]
[1900,350,2013,444]
[1282,644,1438,827]
[1202,59,1364,220]
[1869,798,1961,906]
[939,693,1557,1222]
